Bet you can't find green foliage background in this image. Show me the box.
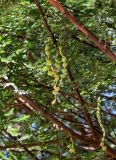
[0,0,116,159]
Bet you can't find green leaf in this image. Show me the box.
[7,126,20,136]
[11,114,30,122]
[4,108,14,117]
[0,49,5,54]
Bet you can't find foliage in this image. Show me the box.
[0,0,116,159]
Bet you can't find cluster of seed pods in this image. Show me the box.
[45,43,68,105]
[96,97,107,151]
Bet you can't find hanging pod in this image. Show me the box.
[45,43,68,105]
[45,44,50,58]
[96,97,107,152]
[47,70,54,76]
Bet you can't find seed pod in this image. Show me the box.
[62,68,67,75]
[60,74,65,79]
[54,74,60,82]
[55,63,61,70]
[46,65,51,70]
[54,85,60,92]
[52,90,59,96]
[46,59,52,65]
[96,97,107,152]
[45,45,50,58]
[48,70,54,76]
[62,62,68,68]
[45,44,50,51]
[102,146,107,152]
[45,43,68,105]
[62,56,67,62]
[69,147,75,154]
[52,98,57,105]
[59,46,63,55]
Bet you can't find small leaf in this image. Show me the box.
[0,49,5,54]
[11,114,30,122]
[4,108,14,117]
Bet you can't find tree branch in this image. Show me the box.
[33,0,97,139]
[48,0,116,62]
[33,0,57,46]
[18,94,98,145]
[0,140,58,150]
[1,130,40,160]
[67,67,97,139]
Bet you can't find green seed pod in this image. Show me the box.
[45,43,50,52]
[46,52,50,58]
[62,68,67,74]
[48,70,54,76]
[46,59,52,65]
[96,97,107,152]
[69,147,75,154]
[45,43,68,105]
[59,46,63,55]
[45,44,50,51]
[55,58,60,63]
[46,65,51,71]
[52,98,57,105]
[45,44,50,58]
[55,63,61,70]
[53,85,60,92]
[60,74,65,79]
[54,74,60,82]
[62,56,67,62]
[62,62,68,68]
[52,90,59,96]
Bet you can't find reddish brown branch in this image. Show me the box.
[1,79,116,158]
[67,67,97,139]
[18,95,116,158]
[18,95,98,146]
[0,140,58,150]
[48,0,116,62]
